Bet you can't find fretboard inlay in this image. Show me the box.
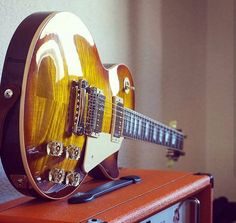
[122,108,184,150]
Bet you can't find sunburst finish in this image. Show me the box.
[1,12,134,199]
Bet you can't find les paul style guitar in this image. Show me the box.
[0,12,184,200]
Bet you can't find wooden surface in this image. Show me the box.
[0,168,212,223]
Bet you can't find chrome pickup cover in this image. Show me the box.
[111,96,124,142]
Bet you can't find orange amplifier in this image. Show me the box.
[0,168,213,223]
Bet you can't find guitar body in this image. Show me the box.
[1,12,134,199]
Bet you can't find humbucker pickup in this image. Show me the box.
[111,96,124,142]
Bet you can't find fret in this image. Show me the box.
[171,132,177,148]
[124,116,127,135]
[149,122,153,142]
[142,118,147,141]
[163,128,167,145]
[168,130,172,147]
[156,127,159,143]
[129,113,133,135]
[144,121,149,140]
[132,114,135,137]
[144,118,147,140]
[124,111,127,135]
[140,117,145,140]
[122,108,184,151]
[149,121,154,143]
[159,127,164,144]
[133,115,138,137]
[175,134,179,149]
[153,125,158,142]
[169,130,173,147]
[125,110,129,135]
[138,118,142,137]
[164,129,170,147]
[128,111,131,135]
[148,121,152,142]
[178,135,183,150]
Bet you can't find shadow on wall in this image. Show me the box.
[123,0,207,172]
[161,0,207,172]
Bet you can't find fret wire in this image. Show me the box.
[123,110,183,141]
[123,108,183,149]
[137,117,142,138]
[87,113,183,142]
[142,118,146,141]
[130,114,134,136]
[149,122,153,142]
[148,121,152,142]
[151,122,155,143]
[129,113,132,135]
[109,107,182,142]
[134,114,138,139]
[140,118,143,140]
[176,135,179,149]
[145,122,149,141]
[124,108,182,135]
[153,125,158,143]
[134,114,137,139]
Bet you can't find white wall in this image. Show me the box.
[119,0,167,169]
[120,0,207,173]
[0,0,132,76]
[206,0,236,199]
[0,0,235,202]
[120,0,236,201]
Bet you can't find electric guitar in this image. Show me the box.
[0,12,184,200]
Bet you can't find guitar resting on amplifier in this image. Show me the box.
[0,12,185,200]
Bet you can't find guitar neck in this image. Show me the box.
[122,108,184,151]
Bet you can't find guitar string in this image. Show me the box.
[76,101,184,142]
[82,104,184,141]
[41,94,184,144]
[68,105,183,148]
[83,99,183,136]
[55,90,179,137]
[84,94,182,134]
[103,109,182,136]
[74,112,184,144]
[122,133,183,149]
[72,92,181,129]
[80,111,184,141]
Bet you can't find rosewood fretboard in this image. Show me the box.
[122,108,184,151]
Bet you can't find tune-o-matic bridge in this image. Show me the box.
[66,80,88,136]
[66,79,105,137]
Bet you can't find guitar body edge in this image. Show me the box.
[1,12,54,198]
